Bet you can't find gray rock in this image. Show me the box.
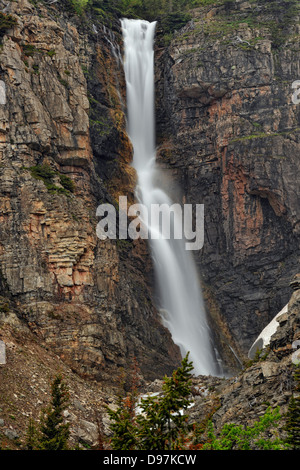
[76,419,98,447]
[260,362,279,378]
[4,428,19,440]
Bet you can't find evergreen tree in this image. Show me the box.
[25,418,39,450]
[106,397,138,450]
[285,366,300,450]
[107,354,289,450]
[106,356,140,450]
[37,375,70,450]
[107,353,197,450]
[136,354,194,450]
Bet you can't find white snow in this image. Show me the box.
[248,304,288,359]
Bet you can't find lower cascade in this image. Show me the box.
[121,18,222,376]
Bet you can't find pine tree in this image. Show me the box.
[106,356,141,450]
[107,353,196,450]
[136,354,194,450]
[106,397,138,450]
[38,374,71,450]
[285,366,300,450]
[25,418,39,450]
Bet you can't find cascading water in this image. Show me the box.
[121,18,222,376]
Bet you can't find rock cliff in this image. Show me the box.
[0,0,180,383]
[0,0,299,386]
[0,0,299,450]
[156,0,300,363]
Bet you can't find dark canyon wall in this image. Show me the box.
[155,0,300,362]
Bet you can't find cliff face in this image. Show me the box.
[0,0,180,382]
[0,0,299,384]
[0,0,300,450]
[156,0,300,361]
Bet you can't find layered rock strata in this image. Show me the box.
[0,0,180,382]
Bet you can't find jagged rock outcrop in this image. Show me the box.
[156,0,300,362]
[139,275,300,444]
[0,0,180,382]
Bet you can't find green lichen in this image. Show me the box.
[89,117,112,136]
[28,164,75,196]
[58,78,69,89]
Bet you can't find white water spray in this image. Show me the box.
[121,19,221,376]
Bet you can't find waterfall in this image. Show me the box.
[121,18,222,377]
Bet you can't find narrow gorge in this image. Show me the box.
[0,0,299,452]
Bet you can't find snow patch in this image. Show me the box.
[248,304,288,359]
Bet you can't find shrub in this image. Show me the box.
[69,0,90,15]
[0,12,17,39]
[29,164,75,195]
[202,407,288,450]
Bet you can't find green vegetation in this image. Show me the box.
[51,0,299,49]
[58,77,69,89]
[32,64,39,75]
[47,49,56,58]
[115,238,132,255]
[107,354,288,450]
[28,164,75,196]
[89,117,112,137]
[62,0,208,39]
[0,297,9,313]
[22,44,40,57]
[174,0,299,49]
[25,375,71,450]
[59,173,76,192]
[245,347,270,368]
[203,407,287,450]
[69,0,90,15]
[0,12,17,40]
[1,357,299,450]
[107,353,200,450]
[285,366,300,450]
[230,127,300,144]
